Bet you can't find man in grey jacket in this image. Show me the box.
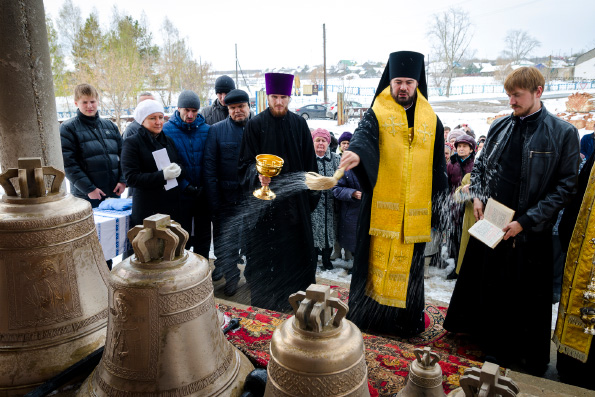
[200,75,235,125]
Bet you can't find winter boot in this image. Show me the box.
[330,241,342,260]
[322,248,334,270]
[344,250,353,261]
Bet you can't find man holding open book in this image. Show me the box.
[444,67,580,375]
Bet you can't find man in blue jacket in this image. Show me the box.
[163,90,211,259]
[203,89,251,295]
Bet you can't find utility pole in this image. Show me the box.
[323,24,327,103]
[235,44,239,87]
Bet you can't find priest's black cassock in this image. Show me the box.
[238,107,320,312]
[347,52,448,337]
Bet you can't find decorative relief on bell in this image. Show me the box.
[7,252,82,330]
[103,286,159,381]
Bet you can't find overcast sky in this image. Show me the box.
[43,0,595,71]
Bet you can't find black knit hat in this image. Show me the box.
[177,90,200,110]
[215,75,236,94]
[224,89,249,105]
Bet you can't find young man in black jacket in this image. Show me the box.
[445,67,580,375]
[60,84,126,208]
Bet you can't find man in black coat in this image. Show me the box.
[60,83,126,208]
[444,67,580,375]
[340,51,447,338]
[200,75,235,125]
[238,73,320,312]
[204,89,252,296]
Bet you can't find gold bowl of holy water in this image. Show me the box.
[254,154,284,200]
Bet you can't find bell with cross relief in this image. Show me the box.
[0,158,109,396]
[77,214,254,396]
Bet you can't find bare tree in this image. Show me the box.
[157,19,212,107]
[57,0,82,58]
[501,30,541,63]
[427,7,474,97]
[158,18,189,106]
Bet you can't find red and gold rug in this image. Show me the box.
[329,285,483,361]
[220,298,485,396]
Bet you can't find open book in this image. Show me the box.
[468,198,515,248]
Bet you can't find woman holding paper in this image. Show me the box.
[122,99,183,228]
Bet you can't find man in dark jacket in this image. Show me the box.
[340,51,448,338]
[200,75,235,125]
[60,83,126,208]
[444,66,581,375]
[204,89,251,296]
[238,73,320,312]
[162,90,211,259]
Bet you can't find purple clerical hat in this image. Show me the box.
[265,73,294,96]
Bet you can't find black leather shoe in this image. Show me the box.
[212,267,224,281]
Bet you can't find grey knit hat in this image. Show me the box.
[177,90,200,109]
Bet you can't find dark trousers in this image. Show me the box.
[212,204,241,282]
[180,194,211,260]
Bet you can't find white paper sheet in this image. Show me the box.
[152,148,178,191]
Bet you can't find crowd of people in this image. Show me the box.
[59,53,593,388]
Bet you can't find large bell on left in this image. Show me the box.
[0,158,109,396]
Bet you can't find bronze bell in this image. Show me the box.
[0,158,109,396]
[78,214,254,396]
[397,347,446,397]
[265,284,370,397]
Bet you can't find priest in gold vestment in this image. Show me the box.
[554,153,595,390]
[340,51,448,337]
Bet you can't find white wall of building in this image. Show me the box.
[575,57,595,79]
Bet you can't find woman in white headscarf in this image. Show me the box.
[121,99,184,228]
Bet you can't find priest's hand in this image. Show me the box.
[340,151,360,171]
[473,198,485,221]
[259,175,271,186]
[502,221,523,240]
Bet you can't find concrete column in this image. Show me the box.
[0,0,64,172]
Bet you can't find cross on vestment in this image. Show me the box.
[382,115,406,137]
[417,123,433,144]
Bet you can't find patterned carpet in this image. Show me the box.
[220,285,487,396]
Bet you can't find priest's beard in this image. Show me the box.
[391,87,416,108]
[269,105,289,117]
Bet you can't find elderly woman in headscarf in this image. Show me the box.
[121,99,184,229]
[311,128,341,270]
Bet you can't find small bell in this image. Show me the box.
[265,284,370,397]
[447,361,520,397]
[397,347,446,397]
[77,214,254,396]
